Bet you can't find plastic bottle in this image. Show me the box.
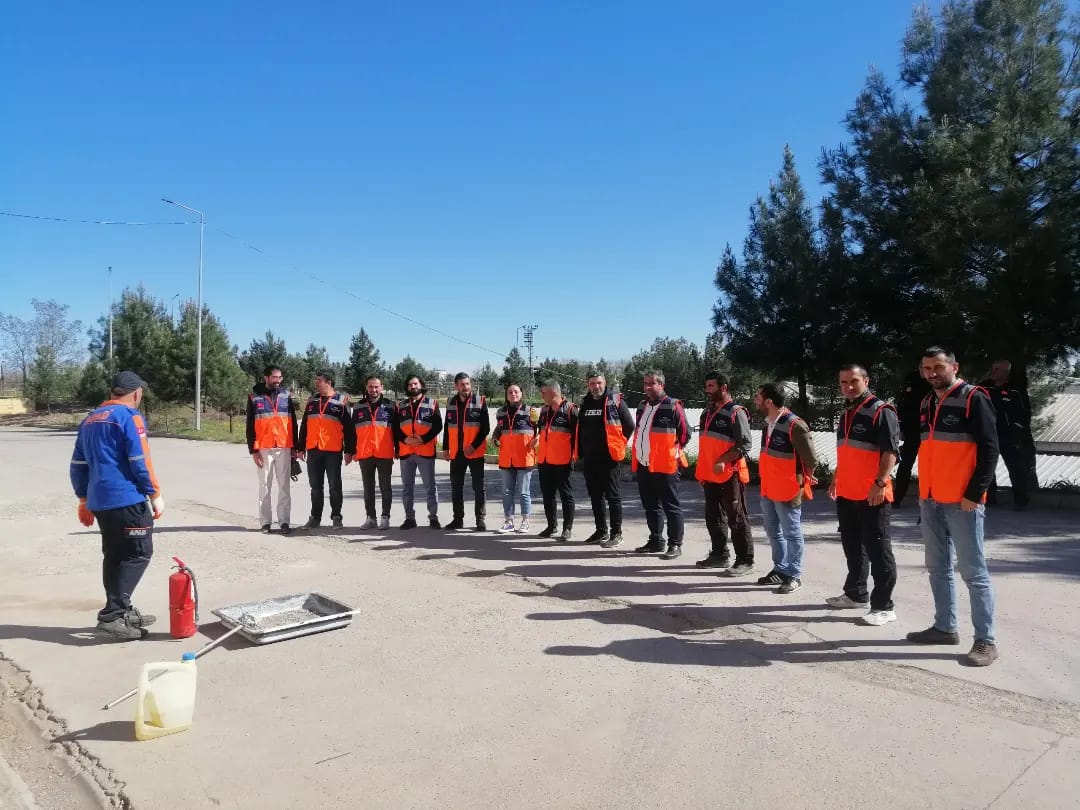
[134,653,198,741]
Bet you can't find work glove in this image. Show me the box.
[77,498,94,527]
[150,494,165,519]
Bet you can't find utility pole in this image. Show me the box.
[108,266,114,370]
[519,324,538,396]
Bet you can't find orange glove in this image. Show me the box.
[77,499,94,527]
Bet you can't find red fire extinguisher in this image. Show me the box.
[169,557,199,639]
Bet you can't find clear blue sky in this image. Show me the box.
[1,1,925,374]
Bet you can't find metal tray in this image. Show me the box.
[212,592,356,645]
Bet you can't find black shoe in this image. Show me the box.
[279,523,291,536]
[538,525,557,538]
[96,618,146,641]
[696,554,731,569]
[260,524,272,534]
[331,517,343,529]
[428,517,441,529]
[906,626,961,645]
[303,517,321,529]
[756,570,784,586]
[399,518,418,530]
[583,530,609,545]
[723,562,755,577]
[776,576,801,594]
[445,519,464,530]
[600,533,623,548]
[635,542,666,554]
[125,607,157,628]
[659,544,682,560]
[475,519,487,532]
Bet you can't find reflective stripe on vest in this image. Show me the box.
[354,398,395,459]
[918,381,984,504]
[759,410,801,501]
[696,400,750,485]
[631,397,685,475]
[538,400,574,465]
[304,393,348,451]
[835,395,894,501]
[252,390,293,450]
[397,396,438,458]
[496,403,537,468]
[603,393,628,461]
[446,393,486,459]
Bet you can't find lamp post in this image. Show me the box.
[108,266,114,369]
[170,293,181,323]
[162,199,205,430]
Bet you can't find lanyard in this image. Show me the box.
[703,401,730,435]
[543,401,562,441]
[928,381,964,438]
[317,395,333,418]
[841,396,870,443]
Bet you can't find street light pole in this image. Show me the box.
[162,198,205,430]
[107,266,114,369]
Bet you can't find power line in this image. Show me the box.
[0,210,193,226]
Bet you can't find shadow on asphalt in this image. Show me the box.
[0,626,173,646]
[52,721,134,743]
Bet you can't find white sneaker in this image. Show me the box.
[360,517,378,530]
[826,594,870,610]
[497,518,516,533]
[516,517,530,533]
[859,609,897,626]
[378,516,390,529]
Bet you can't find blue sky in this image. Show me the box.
[2,1,924,374]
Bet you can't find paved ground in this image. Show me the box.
[0,426,1078,809]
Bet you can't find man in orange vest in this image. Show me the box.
[297,370,354,530]
[536,379,578,541]
[695,371,754,575]
[755,383,818,593]
[245,364,300,535]
[394,375,442,530]
[577,371,635,548]
[906,347,1000,667]
[492,383,538,533]
[826,364,899,626]
[631,370,691,559]
[442,372,490,531]
[349,375,397,530]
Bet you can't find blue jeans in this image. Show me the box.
[761,496,804,578]
[501,467,534,517]
[919,499,996,643]
[400,455,438,521]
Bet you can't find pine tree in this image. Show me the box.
[344,328,384,396]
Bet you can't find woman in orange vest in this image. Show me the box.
[536,379,578,541]
[826,364,899,626]
[492,383,538,534]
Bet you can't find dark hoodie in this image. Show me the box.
[245,382,299,454]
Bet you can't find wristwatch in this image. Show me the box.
[873,479,887,488]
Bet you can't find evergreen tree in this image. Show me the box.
[619,337,705,406]
[388,355,430,397]
[473,362,501,400]
[344,328,384,395]
[500,347,531,391]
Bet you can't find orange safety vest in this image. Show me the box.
[251,389,293,450]
[353,397,396,460]
[696,400,751,485]
[918,381,988,504]
[759,410,813,502]
[446,393,487,459]
[397,396,439,458]
[835,394,895,501]
[585,392,629,462]
[496,402,537,469]
[537,400,575,465]
[303,393,349,452]
[631,396,688,475]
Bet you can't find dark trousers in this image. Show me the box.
[988,443,1032,507]
[836,496,896,610]
[583,459,622,533]
[637,467,683,545]
[450,454,486,521]
[95,500,154,623]
[703,478,753,563]
[539,463,575,529]
[359,457,393,518]
[306,449,344,521]
[893,434,921,504]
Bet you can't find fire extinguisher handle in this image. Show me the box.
[188,565,200,624]
[172,556,186,569]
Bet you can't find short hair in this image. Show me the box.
[642,369,665,385]
[263,364,283,377]
[454,372,471,383]
[838,363,868,377]
[586,370,605,380]
[365,375,382,385]
[540,379,561,394]
[405,375,424,391]
[758,383,786,408]
[922,346,956,363]
[315,370,335,386]
[704,370,729,387]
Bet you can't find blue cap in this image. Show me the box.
[181,652,196,662]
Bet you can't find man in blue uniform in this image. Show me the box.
[70,371,164,641]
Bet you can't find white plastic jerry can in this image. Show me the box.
[134,653,197,741]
